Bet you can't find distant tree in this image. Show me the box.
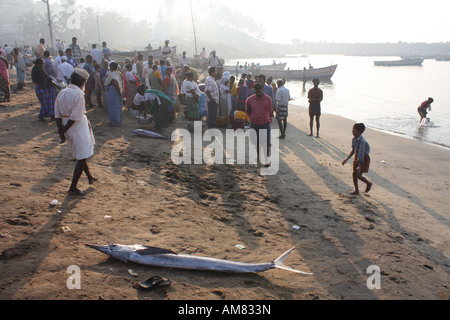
[18,10,48,45]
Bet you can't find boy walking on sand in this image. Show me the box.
[342,123,373,195]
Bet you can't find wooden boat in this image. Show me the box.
[223,62,287,73]
[374,58,424,66]
[109,46,178,60]
[262,65,338,81]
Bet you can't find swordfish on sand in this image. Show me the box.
[86,244,313,275]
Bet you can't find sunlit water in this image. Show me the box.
[227,55,450,148]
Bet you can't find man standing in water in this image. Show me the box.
[417,97,433,124]
[55,68,97,196]
[307,78,323,137]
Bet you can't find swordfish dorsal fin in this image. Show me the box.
[136,246,178,256]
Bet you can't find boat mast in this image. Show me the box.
[190,0,198,57]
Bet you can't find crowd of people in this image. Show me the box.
[1,37,376,195]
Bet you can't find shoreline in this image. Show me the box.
[289,102,450,151]
[0,82,449,300]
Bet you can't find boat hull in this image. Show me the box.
[223,63,288,73]
[374,58,424,66]
[262,65,338,80]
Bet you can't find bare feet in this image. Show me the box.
[89,177,99,185]
[350,191,360,195]
[68,188,85,196]
[307,133,313,137]
[365,182,373,193]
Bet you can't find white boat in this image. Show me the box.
[223,62,287,73]
[262,65,338,81]
[374,58,424,66]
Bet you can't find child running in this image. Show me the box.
[342,123,373,195]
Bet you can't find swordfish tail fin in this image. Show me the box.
[273,248,313,275]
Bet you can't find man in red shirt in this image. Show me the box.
[246,83,273,166]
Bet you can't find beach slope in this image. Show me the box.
[0,83,449,300]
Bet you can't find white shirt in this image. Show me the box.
[183,80,201,97]
[142,65,152,88]
[91,48,103,64]
[208,55,221,67]
[58,62,74,84]
[53,56,63,70]
[276,85,290,106]
[55,84,95,160]
[133,92,160,105]
[179,55,191,66]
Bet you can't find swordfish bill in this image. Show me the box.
[86,244,313,275]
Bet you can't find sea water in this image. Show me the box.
[227,55,450,148]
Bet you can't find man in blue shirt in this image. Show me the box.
[102,42,111,61]
[43,50,55,78]
[65,48,78,68]
[83,55,95,108]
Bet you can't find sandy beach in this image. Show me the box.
[0,77,449,301]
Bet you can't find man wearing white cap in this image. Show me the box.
[53,50,65,73]
[55,68,97,196]
[58,56,74,84]
[162,40,172,58]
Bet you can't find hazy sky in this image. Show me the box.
[74,0,450,44]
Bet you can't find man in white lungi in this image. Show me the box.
[55,68,97,196]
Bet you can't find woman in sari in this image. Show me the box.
[149,64,163,91]
[165,58,176,75]
[230,75,237,111]
[236,78,248,110]
[104,62,124,127]
[163,67,179,121]
[0,57,11,102]
[31,58,56,121]
[13,48,27,91]
[183,72,201,120]
[219,75,232,117]
[124,64,139,111]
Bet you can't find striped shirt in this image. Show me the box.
[69,43,82,63]
[205,75,219,104]
[352,135,370,164]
